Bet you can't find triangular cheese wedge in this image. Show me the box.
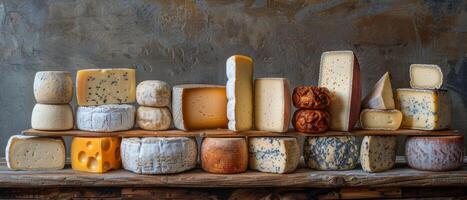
[362,72,395,109]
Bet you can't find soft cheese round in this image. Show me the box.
[34,71,73,104]
[406,136,463,171]
[304,136,359,170]
[76,104,135,132]
[136,80,171,107]
[136,106,172,131]
[201,137,248,174]
[31,104,74,130]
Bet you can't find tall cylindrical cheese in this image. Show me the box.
[136,106,172,131]
[34,71,73,104]
[76,104,135,132]
[201,137,248,174]
[31,104,74,130]
[405,136,464,171]
[136,80,171,107]
[304,136,359,170]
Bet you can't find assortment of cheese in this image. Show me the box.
[4,51,464,175]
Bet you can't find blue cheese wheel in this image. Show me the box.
[360,136,397,173]
[304,136,359,170]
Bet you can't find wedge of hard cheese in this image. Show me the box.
[362,72,395,109]
[254,78,291,132]
[360,136,397,173]
[248,137,300,174]
[409,64,443,89]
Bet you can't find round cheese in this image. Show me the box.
[304,136,359,170]
[248,137,300,174]
[136,106,171,131]
[34,71,73,104]
[201,137,248,174]
[136,80,171,107]
[76,104,135,132]
[360,136,397,173]
[31,104,74,130]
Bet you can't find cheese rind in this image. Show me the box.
[396,88,451,130]
[31,104,74,131]
[76,104,135,132]
[34,71,73,104]
[292,110,330,133]
[71,137,121,173]
[360,109,402,130]
[172,84,228,131]
[6,135,65,170]
[409,64,443,89]
[292,86,331,109]
[318,51,361,131]
[76,68,136,106]
[361,72,395,109]
[121,137,197,174]
[254,78,291,132]
[304,136,359,170]
[360,136,397,173]
[136,106,171,131]
[136,80,171,107]
[201,138,248,174]
[248,137,300,174]
[226,55,254,131]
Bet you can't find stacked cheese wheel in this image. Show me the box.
[292,86,331,133]
[136,80,172,131]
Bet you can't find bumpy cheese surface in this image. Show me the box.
[201,138,248,174]
[31,104,74,131]
[76,68,136,106]
[304,136,358,170]
[136,80,171,107]
[34,71,73,104]
[76,104,135,132]
[361,72,395,109]
[226,55,254,131]
[6,135,66,170]
[396,88,451,130]
[409,64,443,89]
[71,137,121,173]
[406,136,463,171]
[121,137,197,174]
[136,106,171,131]
[360,136,397,173]
[248,137,300,174]
[360,109,402,130]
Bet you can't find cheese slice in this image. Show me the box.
[360,136,397,173]
[406,136,463,171]
[76,68,136,106]
[254,78,291,132]
[201,138,248,174]
[71,137,121,173]
[172,84,228,131]
[318,50,361,131]
[34,71,73,104]
[136,80,171,107]
[6,135,66,170]
[304,136,359,170]
[136,106,172,131]
[409,64,443,89]
[226,55,254,131]
[121,137,197,174]
[248,137,300,174]
[31,104,74,131]
[361,72,395,109]
[76,104,135,132]
[396,88,451,130]
[360,109,402,130]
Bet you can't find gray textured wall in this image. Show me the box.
[0,0,466,155]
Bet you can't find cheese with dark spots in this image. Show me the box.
[248,137,300,174]
[360,136,397,173]
[304,136,358,170]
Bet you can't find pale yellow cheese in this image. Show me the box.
[360,109,402,130]
[31,104,74,131]
[409,64,443,89]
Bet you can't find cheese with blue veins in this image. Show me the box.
[304,136,358,170]
[248,137,300,174]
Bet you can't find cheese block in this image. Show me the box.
[201,138,248,174]
[248,137,300,174]
[304,136,359,170]
[71,137,121,173]
[136,80,171,107]
[292,109,330,133]
[136,106,172,131]
[172,84,228,130]
[406,136,463,171]
[254,78,291,132]
[31,104,74,131]
[6,135,65,170]
[226,55,254,131]
[396,88,451,130]
[292,86,331,109]
[360,136,397,173]
[318,51,361,131]
[409,64,443,89]
[76,68,136,106]
[34,71,73,104]
[121,137,197,174]
[361,72,395,109]
[76,104,135,132]
[360,109,402,130]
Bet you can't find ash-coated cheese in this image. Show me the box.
[361,72,395,109]
[410,64,443,89]
[360,109,402,130]
[121,137,197,174]
[226,55,254,131]
[248,137,300,174]
[201,137,248,174]
[76,104,135,132]
[136,106,171,131]
[406,136,463,171]
[76,68,136,106]
[136,80,171,107]
[360,136,397,173]
[71,137,121,173]
[304,136,359,170]
[31,104,74,131]
[396,88,451,130]
[34,71,73,104]
[6,135,66,170]
[318,51,361,131]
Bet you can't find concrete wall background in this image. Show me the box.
[0,0,466,155]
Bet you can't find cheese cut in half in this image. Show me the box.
[360,109,402,130]
[396,88,451,130]
[248,137,300,174]
[406,136,463,171]
[136,106,171,131]
[172,84,228,131]
[6,135,66,170]
[226,55,254,131]
[409,64,443,89]
[76,68,136,106]
[304,136,359,170]
[121,137,197,174]
[31,104,74,131]
[361,72,395,109]
[71,137,121,173]
[254,78,291,132]
[318,51,361,131]
[76,104,135,132]
[34,71,73,104]
[360,136,397,173]
[201,138,248,174]
[136,80,171,107]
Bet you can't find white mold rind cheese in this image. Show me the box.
[409,64,443,89]
[76,104,135,132]
[360,136,397,173]
[31,104,74,131]
[361,72,395,109]
[136,80,171,107]
[248,137,300,174]
[34,71,73,104]
[136,106,172,131]
[121,137,197,174]
[304,136,359,170]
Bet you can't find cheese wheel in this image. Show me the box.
[292,86,331,109]
[405,136,464,171]
[136,106,171,131]
[136,80,171,107]
[292,109,330,133]
[201,138,248,174]
[248,137,300,174]
[76,104,135,132]
[360,136,397,173]
[34,71,73,104]
[304,136,359,170]
[31,104,74,130]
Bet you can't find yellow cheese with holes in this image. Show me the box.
[71,137,121,173]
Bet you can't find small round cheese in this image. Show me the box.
[34,71,73,104]
[76,104,135,132]
[136,80,171,107]
[201,137,248,174]
[31,104,74,130]
[136,106,172,130]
